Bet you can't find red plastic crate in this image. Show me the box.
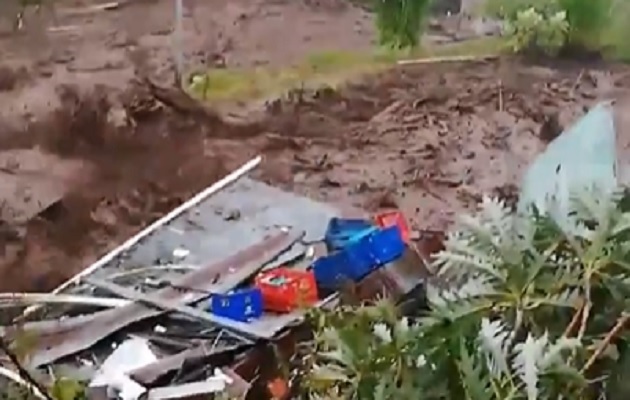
[255,268,318,313]
[374,210,411,243]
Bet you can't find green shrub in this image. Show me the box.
[487,0,618,57]
[505,7,569,55]
[558,0,613,47]
[485,0,559,20]
[603,0,630,61]
[303,187,630,399]
[374,0,432,50]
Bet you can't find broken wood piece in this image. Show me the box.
[47,25,79,33]
[0,293,129,309]
[10,229,301,368]
[24,156,262,317]
[58,1,121,17]
[397,54,498,66]
[145,78,224,124]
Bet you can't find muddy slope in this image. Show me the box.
[256,58,627,230]
[1,58,628,293]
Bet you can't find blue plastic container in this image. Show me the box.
[313,225,406,288]
[312,251,352,288]
[324,218,375,252]
[360,225,406,265]
[209,288,263,322]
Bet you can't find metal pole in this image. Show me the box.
[174,0,184,85]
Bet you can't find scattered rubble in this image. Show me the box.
[0,97,619,398]
[0,158,433,399]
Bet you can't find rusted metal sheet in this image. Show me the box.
[5,230,302,368]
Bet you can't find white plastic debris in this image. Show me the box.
[89,337,157,400]
[172,248,190,260]
[153,325,167,334]
[147,368,234,399]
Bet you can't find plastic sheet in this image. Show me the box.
[519,102,617,219]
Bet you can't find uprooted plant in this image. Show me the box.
[301,186,630,399]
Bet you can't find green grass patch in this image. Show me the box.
[189,38,505,103]
[189,51,387,102]
[601,0,630,61]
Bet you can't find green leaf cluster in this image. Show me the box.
[302,187,630,399]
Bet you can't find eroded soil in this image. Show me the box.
[1,56,629,293]
[257,58,629,228]
[0,0,373,292]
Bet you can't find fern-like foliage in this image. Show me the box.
[303,187,630,400]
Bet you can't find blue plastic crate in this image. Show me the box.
[324,217,375,252]
[313,225,406,288]
[361,225,406,265]
[312,251,353,288]
[208,288,263,322]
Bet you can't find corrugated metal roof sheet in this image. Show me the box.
[86,177,347,282]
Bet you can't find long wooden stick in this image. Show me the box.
[582,313,630,373]
[397,54,498,66]
[0,293,128,308]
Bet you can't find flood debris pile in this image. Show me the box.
[0,154,435,399]
[0,57,627,398]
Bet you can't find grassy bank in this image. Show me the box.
[188,37,504,103]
